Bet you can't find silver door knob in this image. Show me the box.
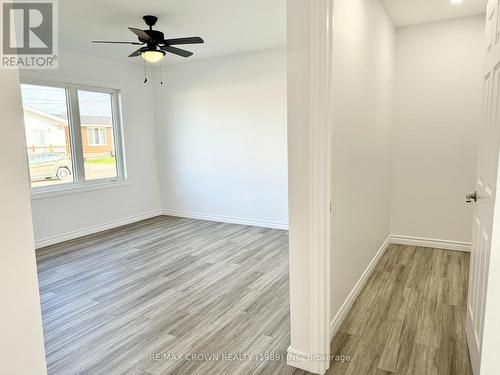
[466,191,478,203]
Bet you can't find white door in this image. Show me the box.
[466,1,500,373]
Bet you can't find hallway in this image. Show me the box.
[329,244,471,375]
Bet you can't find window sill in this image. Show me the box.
[30,180,130,200]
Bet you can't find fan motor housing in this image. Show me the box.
[142,29,164,43]
[143,15,158,27]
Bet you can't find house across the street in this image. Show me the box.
[23,106,114,159]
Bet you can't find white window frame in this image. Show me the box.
[20,78,128,198]
[87,127,108,146]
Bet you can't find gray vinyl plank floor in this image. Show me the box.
[329,244,472,375]
[37,217,471,375]
[36,216,307,375]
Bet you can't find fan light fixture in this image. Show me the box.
[92,15,204,81]
[142,49,165,63]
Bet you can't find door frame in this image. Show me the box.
[286,0,334,373]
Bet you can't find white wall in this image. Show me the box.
[22,49,162,246]
[154,48,288,228]
[330,0,395,319]
[391,15,484,244]
[0,70,47,374]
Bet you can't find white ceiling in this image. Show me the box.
[59,0,286,65]
[381,0,487,27]
[59,0,486,64]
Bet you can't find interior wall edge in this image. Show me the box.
[0,68,47,374]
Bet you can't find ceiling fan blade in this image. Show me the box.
[128,27,152,42]
[128,48,146,57]
[92,40,143,45]
[162,36,204,45]
[160,45,193,57]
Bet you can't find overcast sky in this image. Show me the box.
[20,84,112,118]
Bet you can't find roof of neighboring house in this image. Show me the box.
[78,115,113,127]
[23,106,68,126]
[23,106,113,127]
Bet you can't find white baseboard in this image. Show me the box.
[35,208,288,249]
[390,235,471,252]
[162,209,289,230]
[287,346,328,374]
[34,210,163,249]
[329,235,391,339]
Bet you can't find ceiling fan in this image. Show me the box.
[92,15,204,63]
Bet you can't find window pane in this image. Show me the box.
[78,90,118,180]
[20,84,74,188]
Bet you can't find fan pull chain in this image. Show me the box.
[143,60,148,83]
[160,62,164,85]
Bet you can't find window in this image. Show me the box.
[31,130,47,146]
[21,84,75,188]
[20,82,125,191]
[78,90,118,181]
[87,127,107,146]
